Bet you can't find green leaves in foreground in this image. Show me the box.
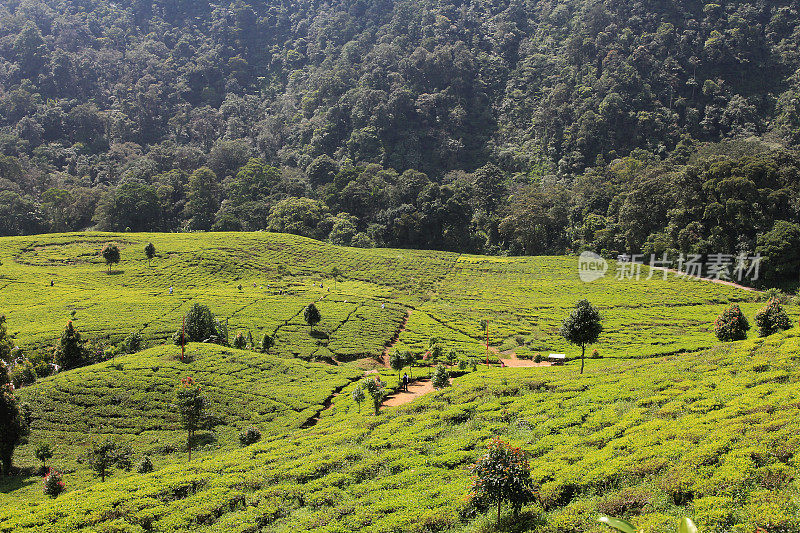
[598,516,698,533]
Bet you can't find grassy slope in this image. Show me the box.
[1,343,361,505]
[2,331,799,532]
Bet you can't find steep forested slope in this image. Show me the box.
[2,1,800,279]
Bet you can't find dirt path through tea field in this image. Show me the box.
[383,378,434,407]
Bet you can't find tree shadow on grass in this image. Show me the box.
[310,330,329,340]
[106,270,125,275]
[190,431,217,449]
[0,468,39,494]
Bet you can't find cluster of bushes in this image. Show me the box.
[714,298,795,341]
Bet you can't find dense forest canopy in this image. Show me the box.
[1,0,800,283]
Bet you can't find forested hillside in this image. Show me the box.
[2,0,800,282]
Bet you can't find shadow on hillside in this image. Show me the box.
[0,468,38,494]
[106,270,125,275]
[190,431,216,448]
[310,330,329,340]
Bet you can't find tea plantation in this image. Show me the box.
[0,232,796,532]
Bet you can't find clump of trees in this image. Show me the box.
[560,300,603,374]
[469,438,536,523]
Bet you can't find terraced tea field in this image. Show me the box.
[0,233,766,363]
[3,330,799,532]
[1,232,795,532]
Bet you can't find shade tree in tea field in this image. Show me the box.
[714,304,751,341]
[144,242,156,267]
[754,299,792,337]
[101,242,120,272]
[85,437,132,482]
[174,377,205,461]
[304,303,321,333]
[469,437,536,524]
[54,321,87,370]
[560,299,603,374]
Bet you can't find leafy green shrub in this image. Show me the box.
[85,437,132,482]
[714,304,750,341]
[238,427,262,446]
[260,333,274,353]
[124,332,142,353]
[432,363,449,389]
[180,303,225,344]
[469,438,535,523]
[10,360,36,388]
[534,353,542,363]
[137,455,154,474]
[754,299,791,337]
[590,348,602,359]
[362,379,386,415]
[42,469,65,498]
[35,443,53,473]
[351,386,365,411]
[233,333,247,349]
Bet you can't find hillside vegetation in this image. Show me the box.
[2,330,799,532]
[1,2,800,278]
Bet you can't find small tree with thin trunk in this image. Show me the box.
[431,363,450,389]
[144,242,156,267]
[351,386,365,412]
[389,350,405,379]
[362,379,386,415]
[174,377,204,461]
[469,438,536,524]
[402,350,415,379]
[86,437,130,482]
[560,299,602,374]
[54,321,86,370]
[101,243,120,273]
[304,303,321,333]
[35,443,53,473]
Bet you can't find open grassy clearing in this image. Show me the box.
[2,330,799,532]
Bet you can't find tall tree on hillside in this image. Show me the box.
[560,299,603,374]
[175,377,205,461]
[101,243,121,273]
[184,167,220,230]
[0,362,31,476]
[144,242,156,267]
[54,321,86,370]
[304,303,321,333]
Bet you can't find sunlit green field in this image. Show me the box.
[1,232,796,532]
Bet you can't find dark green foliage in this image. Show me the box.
[238,427,261,447]
[431,363,450,390]
[54,322,87,370]
[101,243,121,272]
[85,437,132,482]
[714,304,751,341]
[174,377,205,461]
[144,243,156,266]
[124,332,142,353]
[181,304,220,343]
[560,299,603,374]
[756,221,800,286]
[303,303,321,332]
[389,351,405,376]
[469,438,535,523]
[35,443,53,471]
[260,333,274,353]
[232,332,247,349]
[94,183,162,232]
[754,299,791,337]
[0,316,13,363]
[0,363,30,475]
